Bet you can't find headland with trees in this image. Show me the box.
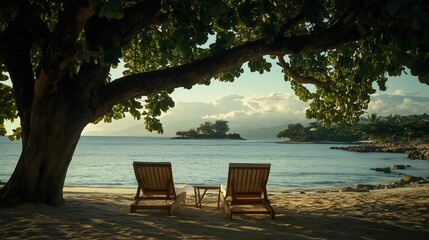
[277,113,429,160]
[173,120,244,140]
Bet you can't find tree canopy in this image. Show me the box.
[277,114,429,143]
[0,0,428,207]
[175,120,242,139]
[1,0,429,137]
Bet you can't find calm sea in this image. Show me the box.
[1,136,429,190]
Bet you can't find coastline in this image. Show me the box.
[1,184,429,239]
[330,143,429,160]
[279,140,429,160]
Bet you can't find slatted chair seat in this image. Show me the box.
[130,162,186,216]
[221,163,275,220]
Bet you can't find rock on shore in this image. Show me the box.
[330,143,429,160]
[339,175,429,192]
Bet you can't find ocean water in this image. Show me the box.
[1,136,429,190]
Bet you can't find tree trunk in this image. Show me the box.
[0,95,87,207]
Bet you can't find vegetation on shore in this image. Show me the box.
[277,114,429,143]
[173,120,244,140]
[278,114,429,160]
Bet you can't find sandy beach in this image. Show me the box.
[1,185,428,239]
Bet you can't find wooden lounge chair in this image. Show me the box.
[221,163,275,220]
[130,162,186,215]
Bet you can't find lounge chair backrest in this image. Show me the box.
[133,161,176,197]
[225,163,271,198]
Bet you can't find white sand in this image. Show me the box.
[1,185,428,239]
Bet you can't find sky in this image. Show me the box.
[81,63,429,138]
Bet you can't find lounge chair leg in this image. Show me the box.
[130,204,136,213]
[264,203,275,219]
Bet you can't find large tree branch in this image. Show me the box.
[95,24,363,117]
[279,14,305,35]
[36,0,97,97]
[277,56,331,89]
[274,0,372,89]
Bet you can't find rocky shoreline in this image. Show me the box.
[330,143,429,160]
[338,175,429,192]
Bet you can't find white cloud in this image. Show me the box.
[367,94,429,116]
[209,94,244,106]
[82,91,429,137]
[241,93,308,114]
[391,90,407,96]
[195,93,310,122]
[159,92,310,134]
[390,89,422,97]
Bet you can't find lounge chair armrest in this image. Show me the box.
[176,184,188,195]
[220,184,227,198]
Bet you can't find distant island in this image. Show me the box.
[172,120,245,140]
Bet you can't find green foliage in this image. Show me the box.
[103,45,122,66]
[176,128,199,138]
[8,127,21,141]
[197,121,215,136]
[213,67,244,82]
[0,82,17,137]
[277,123,305,141]
[248,58,272,74]
[213,120,230,136]
[142,91,175,133]
[357,113,429,143]
[278,114,429,143]
[277,121,359,142]
[99,0,124,20]
[175,120,242,139]
[206,0,229,18]
[282,0,428,126]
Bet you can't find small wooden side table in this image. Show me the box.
[192,185,221,210]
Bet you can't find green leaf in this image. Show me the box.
[396,52,412,66]
[103,46,122,66]
[410,5,429,30]
[410,57,429,76]
[207,0,229,17]
[418,71,429,84]
[99,0,124,20]
[387,0,407,18]
[0,123,6,136]
[342,11,356,24]
[173,29,185,42]
[262,24,278,44]
[301,0,323,26]
[357,22,367,35]
[7,127,21,141]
